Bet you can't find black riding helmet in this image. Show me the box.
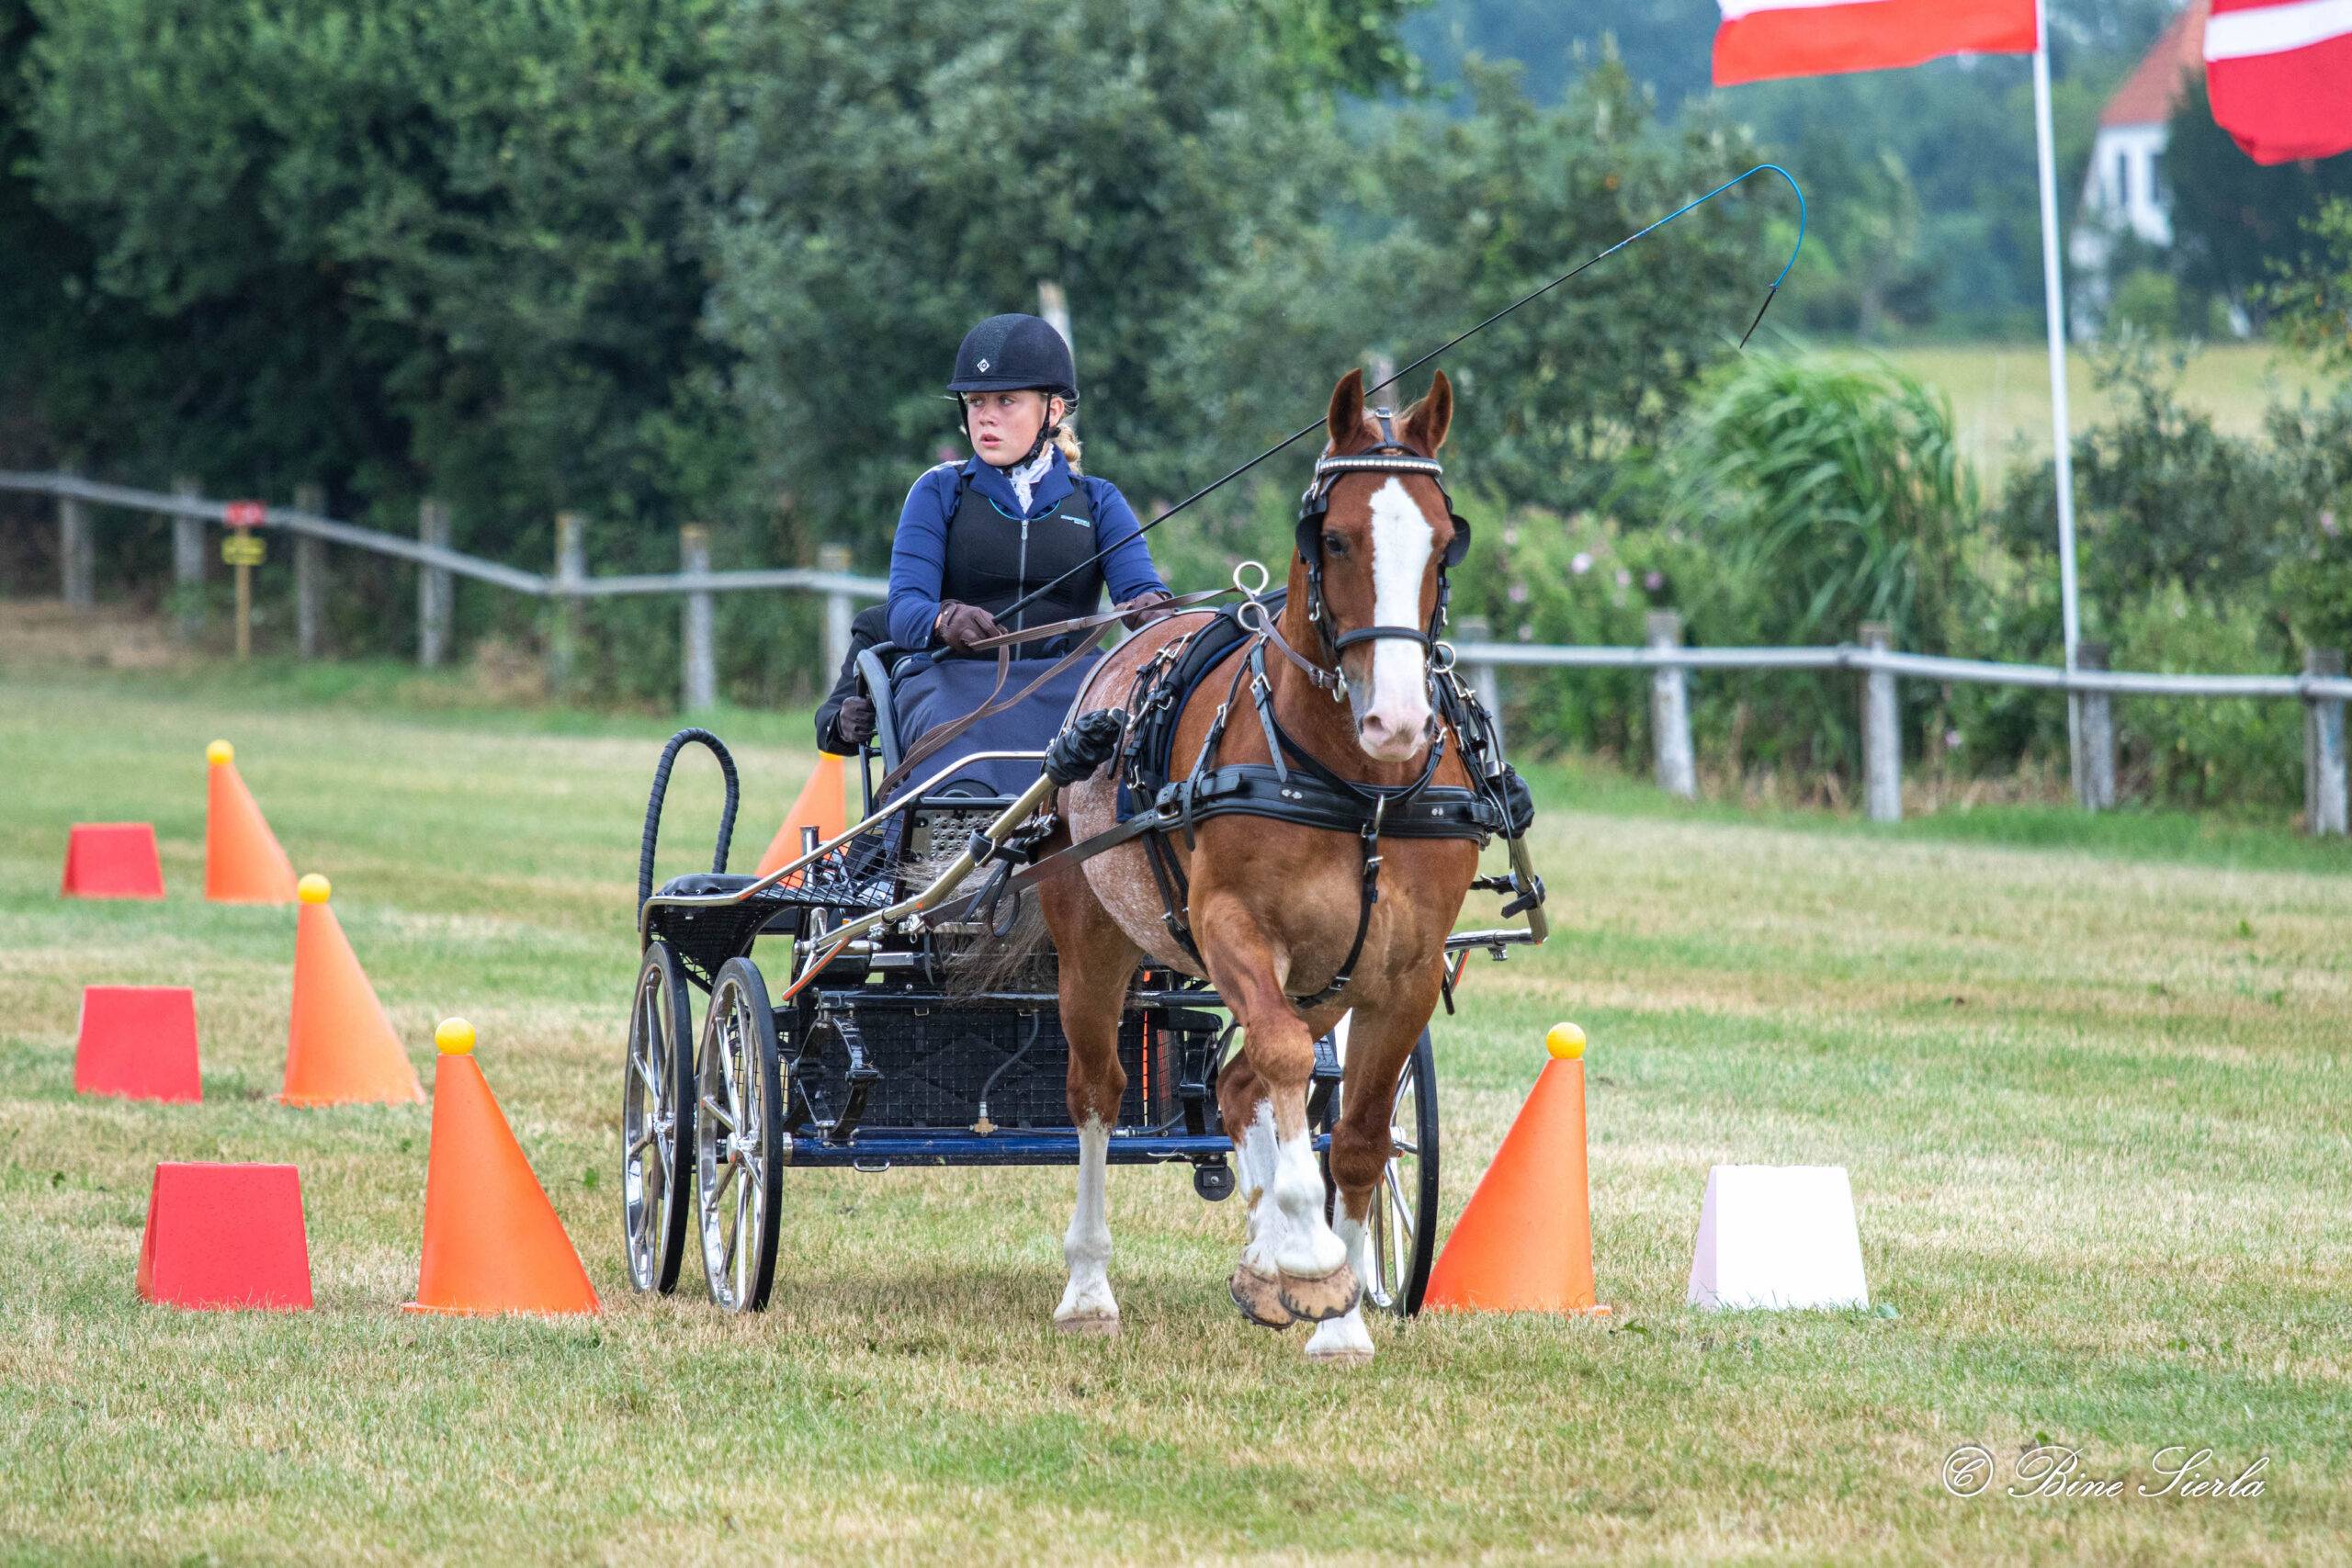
[947,313,1079,468]
[946,312,1078,400]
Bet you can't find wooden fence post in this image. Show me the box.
[1647,611,1696,800]
[170,476,205,640]
[2304,648,2347,838]
[550,512,585,697]
[681,525,716,712]
[59,468,94,608]
[819,543,854,679]
[2076,640,2117,811]
[293,481,326,658]
[418,498,452,669]
[1860,622,1902,823]
[1457,615,1506,760]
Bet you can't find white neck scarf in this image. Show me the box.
[1004,447,1057,513]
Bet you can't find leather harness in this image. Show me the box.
[1088,415,1525,1008]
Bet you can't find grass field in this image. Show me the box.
[1861,342,2324,480]
[3,634,2349,1563]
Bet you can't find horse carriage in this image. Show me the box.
[619,371,1548,1355]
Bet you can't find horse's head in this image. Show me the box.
[1293,367,1468,763]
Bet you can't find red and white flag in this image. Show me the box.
[2205,0,2352,164]
[1713,0,2038,87]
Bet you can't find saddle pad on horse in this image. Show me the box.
[892,654,1102,798]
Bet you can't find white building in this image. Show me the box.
[2069,0,2208,331]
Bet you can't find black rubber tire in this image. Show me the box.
[1318,1024,1442,1318]
[621,941,696,1293]
[695,956,786,1312]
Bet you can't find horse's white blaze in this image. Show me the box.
[1055,1116,1118,1324]
[1361,477,1433,761]
[1304,1200,1376,1361]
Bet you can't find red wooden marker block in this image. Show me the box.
[74,986,202,1103]
[62,823,165,899]
[136,1163,313,1311]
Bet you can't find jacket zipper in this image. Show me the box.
[1015,512,1030,631]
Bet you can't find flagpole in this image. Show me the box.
[2031,2,2086,806]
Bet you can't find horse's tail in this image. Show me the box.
[893,821,1057,997]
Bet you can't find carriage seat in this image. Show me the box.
[653,871,772,900]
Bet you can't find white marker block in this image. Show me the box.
[1686,1164,1869,1311]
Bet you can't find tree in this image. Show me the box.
[1357,57,1776,513]
[2265,197,2352,376]
[2164,76,2352,321]
[22,0,739,568]
[700,0,1349,564]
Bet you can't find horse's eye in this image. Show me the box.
[1322,535,1348,559]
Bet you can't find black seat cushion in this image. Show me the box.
[654,872,768,899]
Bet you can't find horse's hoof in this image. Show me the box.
[1305,1313,1375,1365]
[1054,1309,1121,1338]
[1229,1262,1295,1330]
[1275,1261,1362,1324]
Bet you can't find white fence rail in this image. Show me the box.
[7,470,2346,837]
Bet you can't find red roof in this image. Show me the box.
[2101,0,2209,128]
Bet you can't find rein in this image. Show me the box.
[873,586,1233,800]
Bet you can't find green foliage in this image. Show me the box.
[1250,0,1428,96]
[700,0,1329,560]
[2263,197,2352,378]
[22,0,728,554]
[2262,387,2352,656]
[1676,354,1973,651]
[2111,583,2302,808]
[1362,57,1776,513]
[2164,77,2352,321]
[2109,267,2185,340]
[1665,352,1977,772]
[1399,0,2164,338]
[1994,335,2295,620]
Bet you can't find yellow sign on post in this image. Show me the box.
[220,534,266,568]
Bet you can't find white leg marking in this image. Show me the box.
[1265,1124,1347,1280]
[1360,477,1434,761]
[1055,1116,1118,1331]
[1304,1197,1376,1363]
[1235,1100,1283,1274]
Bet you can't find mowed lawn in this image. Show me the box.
[2,642,2348,1563]
[1865,342,2324,480]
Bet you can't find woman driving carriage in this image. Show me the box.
[851,312,1173,794]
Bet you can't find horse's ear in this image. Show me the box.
[1326,368,1366,453]
[1402,369,1453,456]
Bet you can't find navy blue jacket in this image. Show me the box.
[886,449,1166,652]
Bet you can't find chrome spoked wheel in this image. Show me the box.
[695,957,784,1313]
[621,941,696,1293]
[1367,1029,1441,1317]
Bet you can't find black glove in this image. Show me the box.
[933,600,1007,652]
[1115,588,1178,629]
[834,695,876,747]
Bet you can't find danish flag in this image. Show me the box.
[2205,0,2352,164]
[1713,0,2037,87]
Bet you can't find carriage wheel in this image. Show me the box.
[621,941,696,1293]
[1322,1026,1442,1318]
[694,957,785,1312]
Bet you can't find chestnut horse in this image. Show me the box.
[1039,368,1479,1364]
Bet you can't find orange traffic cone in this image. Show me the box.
[1423,1021,1608,1315]
[406,1019,599,1316]
[205,741,298,904]
[280,874,424,1107]
[755,751,852,875]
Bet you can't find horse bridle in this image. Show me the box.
[1292,408,1473,699]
